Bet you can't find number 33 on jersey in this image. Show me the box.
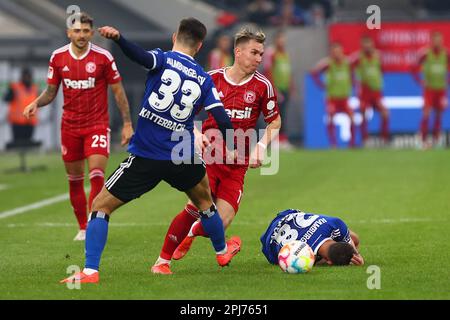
[128,49,223,161]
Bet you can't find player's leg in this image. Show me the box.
[64,160,88,240]
[85,128,110,211]
[61,129,88,239]
[432,92,447,144]
[173,166,244,260]
[374,98,390,143]
[87,154,107,211]
[359,104,369,145]
[61,154,159,283]
[343,101,355,148]
[326,100,337,148]
[420,90,432,145]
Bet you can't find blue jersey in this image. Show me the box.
[128,49,223,160]
[260,209,351,264]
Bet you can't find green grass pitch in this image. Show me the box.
[0,149,449,299]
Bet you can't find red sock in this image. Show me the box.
[88,168,104,211]
[421,116,429,142]
[327,121,336,147]
[349,122,355,147]
[433,112,442,142]
[381,116,389,142]
[361,116,368,143]
[68,174,87,230]
[159,204,199,260]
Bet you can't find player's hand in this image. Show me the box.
[98,26,120,41]
[23,101,38,119]
[249,142,265,168]
[121,122,134,146]
[194,131,211,153]
[350,253,364,266]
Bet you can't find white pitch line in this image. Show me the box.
[0,193,69,220]
[0,184,9,191]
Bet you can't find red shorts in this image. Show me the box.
[61,127,110,162]
[206,163,248,213]
[360,86,383,111]
[424,89,447,111]
[326,98,352,114]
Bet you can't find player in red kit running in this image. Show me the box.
[151,26,281,274]
[23,13,133,241]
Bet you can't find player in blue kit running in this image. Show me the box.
[61,18,240,284]
[261,209,364,266]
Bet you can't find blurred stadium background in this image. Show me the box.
[1,0,449,152]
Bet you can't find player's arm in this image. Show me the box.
[110,81,134,146]
[412,50,427,86]
[98,26,157,70]
[23,84,58,119]
[249,115,281,169]
[310,58,328,89]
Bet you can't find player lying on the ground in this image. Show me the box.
[260,209,364,266]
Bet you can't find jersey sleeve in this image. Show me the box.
[260,79,280,123]
[47,53,61,86]
[105,58,122,84]
[329,217,351,243]
[202,77,224,111]
[146,48,165,72]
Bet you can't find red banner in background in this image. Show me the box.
[329,21,450,72]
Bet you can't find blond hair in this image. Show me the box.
[234,26,266,47]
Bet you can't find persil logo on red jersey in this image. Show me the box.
[63,77,95,89]
[225,107,252,119]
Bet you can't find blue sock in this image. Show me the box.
[200,206,226,253]
[85,211,109,270]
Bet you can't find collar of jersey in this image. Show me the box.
[69,42,92,60]
[223,67,255,86]
[172,50,195,61]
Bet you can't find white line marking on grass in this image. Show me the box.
[0,184,9,191]
[0,193,69,220]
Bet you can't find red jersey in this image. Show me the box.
[47,42,122,131]
[203,68,280,165]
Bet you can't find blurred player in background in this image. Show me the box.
[4,67,39,143]
[260,208,364,266]
[311,42,355,148]
[208,33,232,70]
[351,35,389,145]
[61,18,241,283]
[152,26,281,274]
[23,12,133,241]
[413,31,450,149]
[263,29,296,150]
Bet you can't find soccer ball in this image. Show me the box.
[278,240,315,274]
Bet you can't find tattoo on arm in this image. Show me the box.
[36,85,58,108]
[113,83,132,124]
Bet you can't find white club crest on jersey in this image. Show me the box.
[85,62,96,73]
[244,90,256,103]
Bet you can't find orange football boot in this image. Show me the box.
[60,271,99,284]
[216,236,241,267]
[151,263,173,275]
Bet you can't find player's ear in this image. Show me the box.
[172,33,177,44]
[196,42,203,54]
